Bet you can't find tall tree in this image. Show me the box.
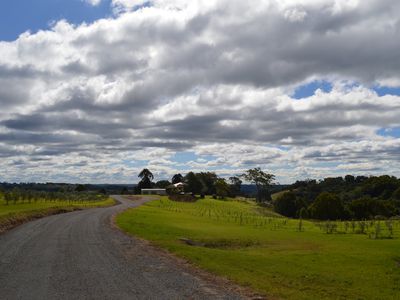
[241,168,275,203]
[215,178,230,199]
[229,176,242,197]
[273,191,298,217]
[196,172,218,195]
[184,172,202,195]
[309,192,346,220]
[136,168,154,192]
[171,173,184,184]
[138,168,154,181]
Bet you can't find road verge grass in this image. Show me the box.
[0,197,115,234]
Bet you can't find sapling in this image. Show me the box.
[297,218,303,232]
[351,221,356,233]
[372,221,381,239]
[344,221,349,233]
[385,220,393,237]
[358,221,366,234]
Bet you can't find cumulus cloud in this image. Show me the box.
[1,0,400,183]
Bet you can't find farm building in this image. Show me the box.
[141,188,167,195]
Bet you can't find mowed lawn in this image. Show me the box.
[117,197,400,300]
[0,196,115,231]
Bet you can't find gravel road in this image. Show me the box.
[0,196,243,300]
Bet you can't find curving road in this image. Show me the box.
[0,196,243,300]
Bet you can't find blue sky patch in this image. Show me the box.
[171,151,198,163]
[0,0,113,41]
[377,127,400,138]
[373,86,400,97]
[293,80,332,99]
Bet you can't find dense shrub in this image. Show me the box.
[168,194,196,202]
[309,192,347,220]
[349,197,396,219]
[273,192,297,218]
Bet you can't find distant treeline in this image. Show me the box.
[0,181,287,198]
[274,175,400,220]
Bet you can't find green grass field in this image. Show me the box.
[116,197,400,300]
[0,195,115,232]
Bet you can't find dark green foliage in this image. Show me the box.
[138,168,154,181]
[309,192,346,220]
[120,187,129,195]
[361,175,399,198]
[284,175,400,220]
[393,187,400,200]
[155,180,171,188]
[75,184,88,192]
[345,175,355,184]
[171,174,183,184]
[195,172,218,195]
[273,191,297,217]
[182,172,219,195]
[184,172,203,195]
[229,176,242,197]
[299,207,308,219]
[137,177,153,189]
[215,178,230,199]
[349,197,396,219]
[136,168,155,193]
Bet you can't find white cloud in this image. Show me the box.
[84,0,102,6]
[1,0,400,183]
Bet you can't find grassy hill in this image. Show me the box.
[117,196,400,299]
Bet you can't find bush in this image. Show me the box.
[309,192,346,220]
[274,192,297,217]
[168,194,196,202]
[349,198,396,219]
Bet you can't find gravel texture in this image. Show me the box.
[0,195,244,300]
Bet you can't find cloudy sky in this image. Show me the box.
[1,0,400,184]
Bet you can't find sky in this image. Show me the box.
[1,0,400,184]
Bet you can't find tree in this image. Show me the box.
[171,174,184,184]
[120,187,129,195]
[136,168,154,193]
[215,178,230,199]
[138,168,154,181]
[309,192,346,220]
[273,191,297,217]
[349,197,395,219]
[155,180,171,188]
[241,168,275,203]
[184,172,202,195]
[362,175,399,198]
[196,172,218,195]
[299,207,308,219]
[4,192,11,205]
[345,175,355,184]
[75,184,88,192]
[393,187,400,200]
[229,176,242,197]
